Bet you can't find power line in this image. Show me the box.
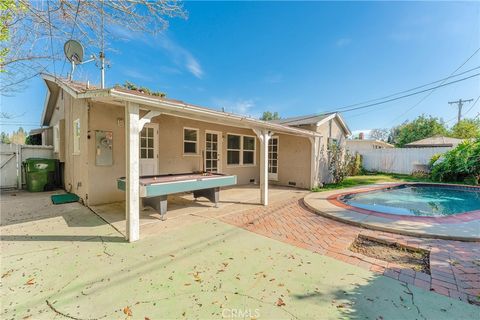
[448,98,474,124]
[464,96,480,116]
[46,0,56,76]
[281,66,480,125]
[321,72,480,114]
[60,0,82,77]
[388,47,480,125]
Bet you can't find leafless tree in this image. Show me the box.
[1,0,186,95]
[369,128,390,141]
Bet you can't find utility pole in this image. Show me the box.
[448,98,473,124]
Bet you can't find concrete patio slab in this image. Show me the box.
[1,193,478,319]
[90,185,309,239]
[304,185,480,241]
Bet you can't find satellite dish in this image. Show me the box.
[64,40,84,64]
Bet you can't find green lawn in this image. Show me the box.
[312,173,432,192]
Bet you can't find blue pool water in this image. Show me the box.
[341,185,480,217]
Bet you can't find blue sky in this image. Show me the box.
[1,1,479,136]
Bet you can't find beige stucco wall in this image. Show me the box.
[61,93,89,202]
[295,118,347,184]
[87,102,126,205]
[271,133,311,189]
[48,93,314,205]
[82,107,312,205]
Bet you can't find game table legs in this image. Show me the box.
[193,187,220,208]
[143,195,168,220]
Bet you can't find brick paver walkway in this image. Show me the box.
[220,198,480,305]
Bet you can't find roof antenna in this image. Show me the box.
[64,39,95,81]
[100,0,106,88]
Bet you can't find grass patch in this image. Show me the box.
[311,173,431,192]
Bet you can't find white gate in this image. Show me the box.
[0,144,54,189]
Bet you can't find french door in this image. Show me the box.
[139,123,158,176]
[205,131,222,173]
[268,136,279,180]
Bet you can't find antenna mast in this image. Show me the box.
[100,0,106,88]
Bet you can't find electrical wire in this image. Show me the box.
[60,0,82,77]
[280,65,480,124]
[46,0,56,76]
[321,72,480,114]
[388,47,480,124]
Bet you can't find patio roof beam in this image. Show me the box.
[139,110,162,131]
[125,101,140,242]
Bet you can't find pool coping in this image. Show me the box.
[303,183,480,242]
[327,183,480,224]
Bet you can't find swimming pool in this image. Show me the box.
[340,184,480,217]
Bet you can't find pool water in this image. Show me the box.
[341,185,480,217]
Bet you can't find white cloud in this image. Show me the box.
[109,27,204,79]
[212,98,260,118]
[122,68,153,82]
[157,34,204,79]
[336,38,352,47]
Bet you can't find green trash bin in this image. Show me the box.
[24,158,58,192]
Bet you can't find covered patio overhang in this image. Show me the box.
[90,90,322,242]
[40,75,321,242]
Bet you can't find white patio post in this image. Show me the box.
[256,129,272,206]
[125,101,140,242]
[309,136,321,189]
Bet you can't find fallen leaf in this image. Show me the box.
[26,278,35,285]
[145,317,151,320]
[2,269,13,278]
[184,283,191,286]
[276,298,286,307]
[123,306,132,316]
[269,278,275,282]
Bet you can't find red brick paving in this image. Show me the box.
[220,198,480,305]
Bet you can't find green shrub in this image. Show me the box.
[348,152,363,176]
[430,138,480,184]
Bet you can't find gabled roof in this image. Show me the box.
[271,112,351,135]
[404,136,464,148]
[40,74,321,138]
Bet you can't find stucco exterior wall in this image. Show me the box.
[62,94,89,202]
[87,102,126,205]
[271,133,311,189]
[297,118,347,184]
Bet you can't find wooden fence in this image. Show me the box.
[0,144,54,189]
[360,147,452,174]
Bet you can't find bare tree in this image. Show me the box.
[1,0,186,94]
[369,128,390,141]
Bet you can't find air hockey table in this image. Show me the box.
[117,172,237,220]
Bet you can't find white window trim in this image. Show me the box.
[205,130,222,173]
[183,127,200,156]
[226,133,257,168]
[53,123,60,153]
[72,118,81,155]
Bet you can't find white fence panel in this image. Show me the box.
[0,144,54,189]
[360,147,452,174]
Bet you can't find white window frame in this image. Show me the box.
[226,133,256,167]
[268,135,279,180]
[73,118,81,155]
[183,127,199,156]
[53,123,60,153]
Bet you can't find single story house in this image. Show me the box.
[39,74,350,241]
[404,136,464,148]
[346,139,394,154]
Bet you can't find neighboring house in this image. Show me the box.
[28,127,53,146]
[404,136,464,148]
[39,74,351,241]
[346,139,394,154]
[271,112,352,184]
